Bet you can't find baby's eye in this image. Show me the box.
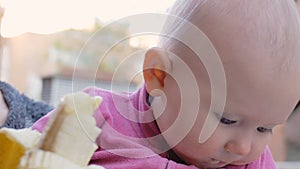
[214,113,237,125]
[257,127,273,134]
[220,117,237,125]
[215,113,237,125]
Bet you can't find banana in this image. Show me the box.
[0,128,41,149]
[38,92,102,166]
[0,128,41,169]
[0,92,104,169]
[19,150,104,169]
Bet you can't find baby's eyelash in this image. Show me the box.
[214,113,273,134]
[214,113,237,125]
[220,117,237,125]
[257,127,273,134]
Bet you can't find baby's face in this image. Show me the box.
[153,11,300,168]
[157,56,299,168]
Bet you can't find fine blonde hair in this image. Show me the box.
[159,0,300,64]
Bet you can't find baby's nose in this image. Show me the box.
[224,138,252,156]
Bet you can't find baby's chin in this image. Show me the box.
[219,161,251,168]
[186,159,226,169]
[193,159,250,169]
[229,161,250,166]
[195,162,227,169]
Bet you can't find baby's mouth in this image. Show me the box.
[208,158,227,166]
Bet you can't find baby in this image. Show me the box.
[30,0,300,168]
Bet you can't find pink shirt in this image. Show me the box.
[32,85,276,169]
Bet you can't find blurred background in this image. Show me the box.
[0,0,175,105]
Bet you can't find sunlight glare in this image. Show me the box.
[0,0,175,37]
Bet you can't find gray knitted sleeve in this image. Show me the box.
[0,81,53,129]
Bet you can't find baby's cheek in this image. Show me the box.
[240,143,268,164]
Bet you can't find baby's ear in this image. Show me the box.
[143,47,171,96]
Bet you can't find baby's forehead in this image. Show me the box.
[188,1,300,67]
[164,0,300,74]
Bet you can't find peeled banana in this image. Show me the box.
[0,92,104,169]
